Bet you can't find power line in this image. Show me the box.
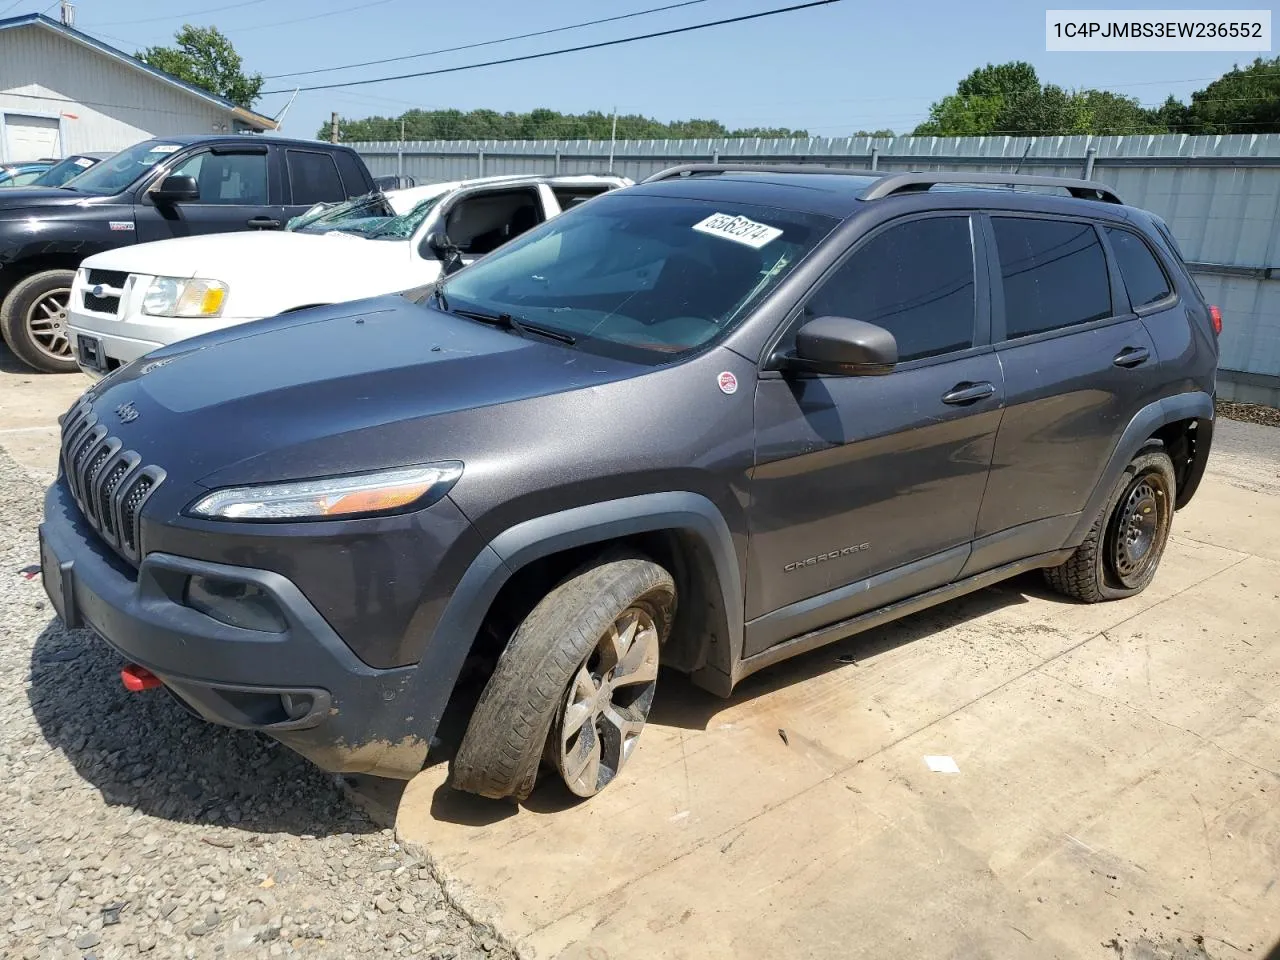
[261,0,845,94]
[265,0,717,79]
[224,0,395,32]
[85,0,268,27]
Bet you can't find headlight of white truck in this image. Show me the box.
[141,277,228,318]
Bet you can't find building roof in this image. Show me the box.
[0,13,278,132]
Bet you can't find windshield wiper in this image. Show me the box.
[451,307,576,345]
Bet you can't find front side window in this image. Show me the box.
[61,140,182,195]
[287,150,345,205]
[1105,227,1172,309]
[443,189,543,255]
[439,194,837,364]
[802,216,976,362]
[992,217,1112,339]
[168,151,267,205]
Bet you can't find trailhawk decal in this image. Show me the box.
[693,212,783,249]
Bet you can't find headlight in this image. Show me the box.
[142,277,228,318]
[187,463,463,521]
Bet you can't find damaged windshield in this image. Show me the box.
[292,193,444,240]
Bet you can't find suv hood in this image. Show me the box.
[82,229,412,283]
[83,296,645,491]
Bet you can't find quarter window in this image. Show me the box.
[992,217,1111,338]
[287,150,345,205]
[1105,227,1172,309]
[803,216,976,362]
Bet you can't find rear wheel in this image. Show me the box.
[1044,445,1175,603]
[0,269,79,373]
[449,553,676,801]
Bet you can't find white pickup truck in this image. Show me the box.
[67,173,631,378]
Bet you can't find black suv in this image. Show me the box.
[0,136,374,373]
[38,166,1217,802]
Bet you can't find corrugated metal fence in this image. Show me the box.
[351,134,1280,403]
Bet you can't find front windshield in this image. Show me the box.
[438,193,837,364]
[292,193,442,240]
[64,141,182,195]
[33,156,98,187]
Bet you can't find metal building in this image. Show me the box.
[0,11,276,162]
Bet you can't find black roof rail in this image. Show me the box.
[642,163,878,183]
[858,172,1123,204]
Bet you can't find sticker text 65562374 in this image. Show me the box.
[693,212,784,249]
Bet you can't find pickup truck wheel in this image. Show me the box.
[1043,445,1175,603]
[0,269,79,373]
[449,554,676,802]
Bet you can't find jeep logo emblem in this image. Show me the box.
[115,402,139,424]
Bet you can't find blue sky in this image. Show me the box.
[11,0,1274,138]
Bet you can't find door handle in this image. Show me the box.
[246,217,281,229]
[941,381,996,405]
[1113,346,1150,368]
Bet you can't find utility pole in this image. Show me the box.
[330,112,339,144]
[397,117,405,181]
[608,107,618,173]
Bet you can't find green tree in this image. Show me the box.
[914,61,1163,136]
[138,25,263,109]
[325,108,809,142]
[1185,56,1280,134]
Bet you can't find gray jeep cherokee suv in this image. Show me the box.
[38,165,1218,801]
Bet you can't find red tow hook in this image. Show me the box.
[121,664,162,692]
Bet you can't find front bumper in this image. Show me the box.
[39,479,437,778]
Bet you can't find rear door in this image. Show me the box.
[134,144,279,241]
[969,213,1159,571]
[282,148,363,221]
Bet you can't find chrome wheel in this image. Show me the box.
[25,287,73,361]
[1106,471,1171,588]
[554,606,660,797]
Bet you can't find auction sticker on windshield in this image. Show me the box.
[694,212,783,249]
[148,144,180,154]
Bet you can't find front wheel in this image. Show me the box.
[450,554,676,801]
[1043,445,1176,603]
[0,269,79,373]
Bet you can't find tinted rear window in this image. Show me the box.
[334,150,370,196]
[287,150,345,205]
[1106,227,1172,309]
[992,217,1112,338]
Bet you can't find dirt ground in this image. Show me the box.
[2,355,1278,960]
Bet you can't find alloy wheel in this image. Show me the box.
[553,606,660,797]
[25,288,73,361]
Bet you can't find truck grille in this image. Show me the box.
[60,400,164,565]
[82,269,129,316]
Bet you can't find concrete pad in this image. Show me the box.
[396,529,1277,959]
[0,357,88,481]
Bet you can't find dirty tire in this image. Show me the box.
[0,269,79,373]
[449,553,676,802]
[1043,444,1176,603]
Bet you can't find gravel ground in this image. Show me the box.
[0,449,515,960]
[1216,398,1280,428]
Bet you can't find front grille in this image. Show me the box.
[87,269,129,288]
[82,292,120,314]
[59,400,164,565]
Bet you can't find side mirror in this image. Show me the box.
[785,315,897,376]
[152,174,199,204]
[425,230,456,259]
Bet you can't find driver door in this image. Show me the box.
[744,213,1004,655]
[134,145,282,242]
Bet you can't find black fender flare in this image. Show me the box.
[1067,390,1214,547]
[396,492,745,775]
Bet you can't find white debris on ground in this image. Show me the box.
[0,449,514,960]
